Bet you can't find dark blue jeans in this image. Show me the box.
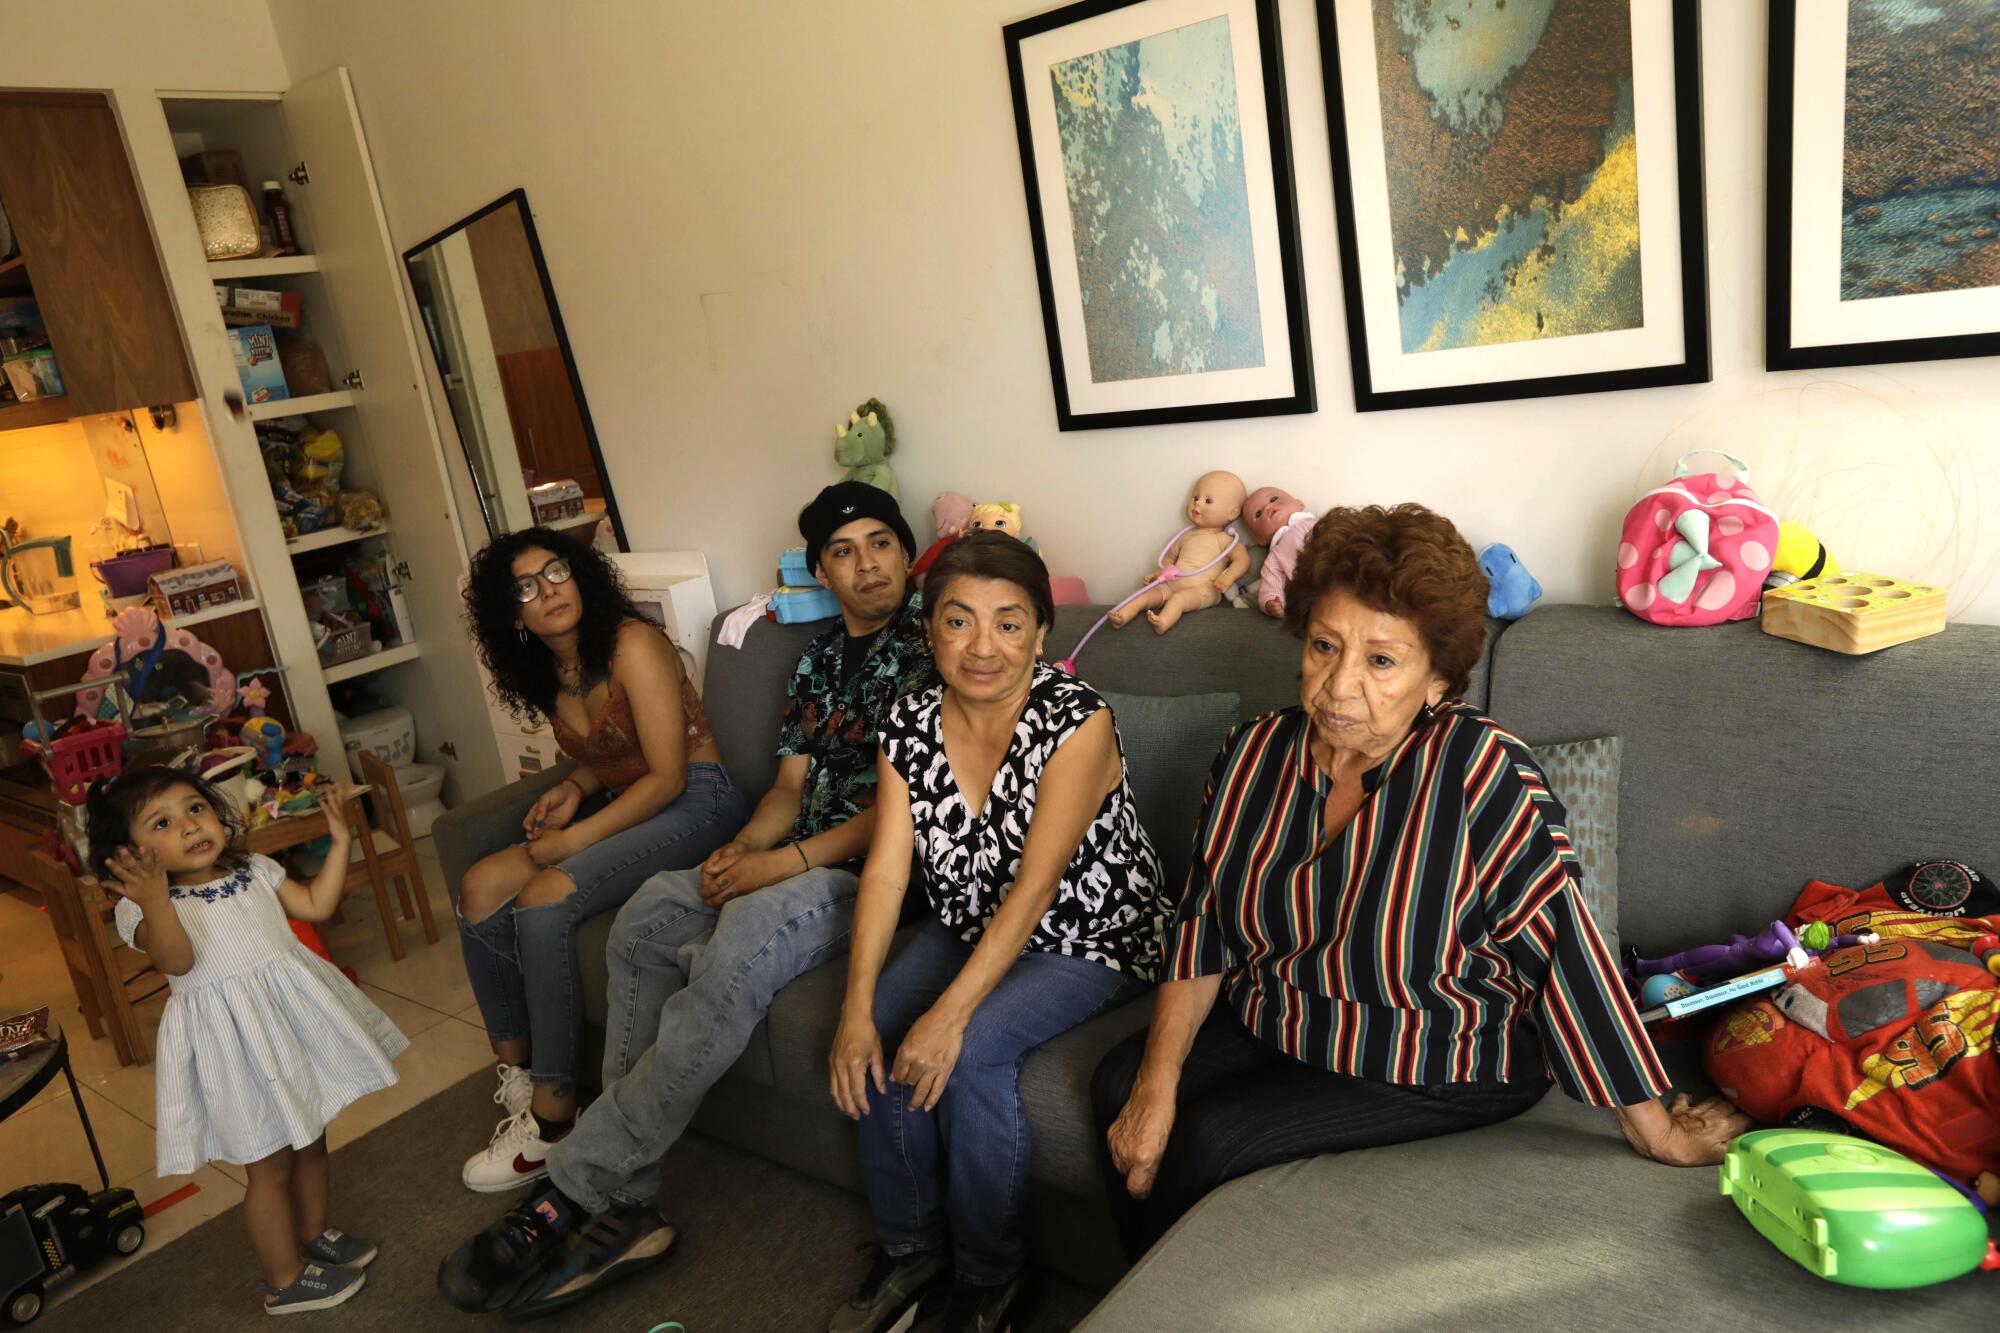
[859,922,1144,1284]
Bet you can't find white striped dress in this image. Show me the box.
[115,854,408,1176]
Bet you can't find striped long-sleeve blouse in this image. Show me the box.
[1167,703,1669,1107]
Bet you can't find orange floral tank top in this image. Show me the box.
[549,671,714,794]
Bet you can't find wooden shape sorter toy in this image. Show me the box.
[1761,574,1947,655]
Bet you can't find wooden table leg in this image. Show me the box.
[350,810,402,962]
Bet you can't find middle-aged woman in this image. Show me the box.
[826,532,1170,1333]
[454,526,747,1193]
[1093,503,1751,1260]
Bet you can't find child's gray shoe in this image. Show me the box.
[263,1262,365,1315]
[303,1228,378,1268]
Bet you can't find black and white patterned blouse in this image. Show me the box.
[880,663,1169,978]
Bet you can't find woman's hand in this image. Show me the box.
[890,1005,965,1112]
[1106,1078,1179,1199]
[526,827,578,868]
[105,846,171,907]
[524,779,583,838]
[1617,1093,1753,1167]
[828,1010,886,1120]
[700,845,787,907]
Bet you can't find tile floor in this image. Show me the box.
[0,837,497,1312]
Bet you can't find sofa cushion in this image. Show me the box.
[1099,689,1240,894]
[1488,607,2000,953]
[1534,735,1622,952]
[1079,1091,1991,1330]
[1047,606,1500,718]
[702,613,827,805]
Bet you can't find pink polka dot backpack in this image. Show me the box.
[1615,451,1779,626]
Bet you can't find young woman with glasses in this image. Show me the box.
[453,527,748,1192]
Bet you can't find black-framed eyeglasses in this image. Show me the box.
[513,557,574,603]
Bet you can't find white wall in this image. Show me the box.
[0,0,287,90]
[265,0,2000,621]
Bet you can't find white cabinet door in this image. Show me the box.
[279,68,501,798]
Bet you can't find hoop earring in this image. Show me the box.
[517,625,529,644]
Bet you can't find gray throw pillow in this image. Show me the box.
[1097,689,1242,896]
[1532,735,1622,952]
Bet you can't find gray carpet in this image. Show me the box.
[43,1071,1102,1332]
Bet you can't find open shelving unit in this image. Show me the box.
[284,521,392,555]
[246,388,355,421]
[208,254,322,279]
[145,71,502,799]
[323,639,422,684]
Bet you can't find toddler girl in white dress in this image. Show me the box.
[89,765,407,1316]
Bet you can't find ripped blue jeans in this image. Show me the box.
[456,762,746,1086]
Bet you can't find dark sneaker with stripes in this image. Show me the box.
[500,1202,679,1322]
[437,1186,579,1313]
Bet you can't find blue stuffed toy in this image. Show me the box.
[1478,543,1541,620]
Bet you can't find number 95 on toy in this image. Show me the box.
[1719,1130,1993,1288]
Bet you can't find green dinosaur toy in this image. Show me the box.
[834,397,899,500]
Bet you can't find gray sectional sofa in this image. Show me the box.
[435,602,1998,1327]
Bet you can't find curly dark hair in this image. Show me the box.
[463,526,646,723]
[1281,504,1490,698]
[86,765,247,879]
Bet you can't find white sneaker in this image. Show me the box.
[493,1063,533,1118]
[462,1109,557,1193]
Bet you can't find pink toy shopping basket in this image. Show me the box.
[1616,451,1779,627]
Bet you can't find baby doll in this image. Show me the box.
[1107,471,1251,634]
[1244,485,1316,619]
[966,502,1025,540]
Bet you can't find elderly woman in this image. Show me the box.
[827,532,1169,1333]
[1091,504,1749,1259]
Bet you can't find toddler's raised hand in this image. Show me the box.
[106,846,170,905]
[316,781,359,829]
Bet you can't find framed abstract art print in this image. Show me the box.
[1316,0,1710,411]
[1768,0,2000,371]
[1005,0,1315,430]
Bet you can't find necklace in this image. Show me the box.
[556,660,601,699]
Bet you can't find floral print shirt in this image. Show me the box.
[777,590,938,842]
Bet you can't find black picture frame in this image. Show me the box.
[1315,0,1710,412]
[1004,0,1315,431]
[1766,0,2000,371]
[402,188,627,549]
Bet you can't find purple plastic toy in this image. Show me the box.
[1625,919,1877,989]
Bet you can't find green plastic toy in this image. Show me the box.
[1719,1129,1990,1288]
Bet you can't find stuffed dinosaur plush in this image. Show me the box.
[834,397,899,499]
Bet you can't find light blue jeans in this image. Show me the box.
[546,860,860,1210]
[456,762,746,1087]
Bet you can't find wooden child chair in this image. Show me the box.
[28,849,160,1066]
[350,751,438,947]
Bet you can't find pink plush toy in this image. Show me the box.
[913,491,977,579]
[1105,471,1250,635]
[1244,485,1317,619]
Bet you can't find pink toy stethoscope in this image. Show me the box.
[1056,523,1240,674]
